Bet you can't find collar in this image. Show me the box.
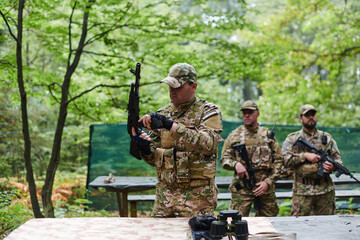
[301,128,319,138]
[172,97,197,111]
[244,124,259,134]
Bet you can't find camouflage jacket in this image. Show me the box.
[142,97,223,186]
[282,128,342,195]
[220,125,283,194]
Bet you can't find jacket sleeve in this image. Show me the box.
[220,133,239,170]
[263,138,283,187]
[170,105,223,154]
[327,135,342,165]
[282,134,306,168]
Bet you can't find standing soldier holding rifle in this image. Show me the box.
[282,104,342,216]
[220,100,283,217]
[131,63,223,217]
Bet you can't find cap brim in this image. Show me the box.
[241,107,257,110]
[302,109,317,115]
[160,77,182,88]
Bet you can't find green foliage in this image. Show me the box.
[254,0,360,126]
[0,190,33,239]
[1,0,360,218]
[278,199,292,216]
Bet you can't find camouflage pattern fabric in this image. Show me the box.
[282,128,342,196]
[142,97,223,217]
[160,63,197,89]
[152,180,218,217]
[220,125,283,217]
[230,192,279,217]
[282,128,342,216]
[291,191,336,216]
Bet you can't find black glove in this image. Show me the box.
[134,135,152,155]
[149,113,173,130]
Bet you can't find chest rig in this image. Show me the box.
[295,130,330,178]
[234,126,273,170]
[154,98,217,187]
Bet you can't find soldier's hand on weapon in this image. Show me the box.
[304,152,321,163]
[139,113,174,131]
[132,127,152,155]
[253,181,269,197]
[323,161,336,174]
[235,162,249,180]
[138,114,152,130]
[149,113,174,130]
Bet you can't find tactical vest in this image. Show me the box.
[233,125,273,170]
[292,130,330,178]
[154,99,217,187]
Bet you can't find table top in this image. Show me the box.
[4,216,276,240]
[88,173,360,192]
[4,215,360,240]
[267,215,360,240]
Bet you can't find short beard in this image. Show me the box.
[303,121,316,130]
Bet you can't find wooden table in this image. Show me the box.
[88,174,360,217]
[4,215,360,240]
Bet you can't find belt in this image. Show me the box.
[167,179,212,189]
[296,176,330,186]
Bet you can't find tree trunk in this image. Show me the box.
[243,77,252,100]
[41,2,91,217]
[16,0,44,218]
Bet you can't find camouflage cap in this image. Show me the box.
[241,100,258,111]
[160,63,197,88]
[299,104,317,115]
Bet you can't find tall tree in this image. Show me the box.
[0,0,43,217]
[1,0,252,217]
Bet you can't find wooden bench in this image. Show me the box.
[128,190,360,217]
[89,174,360,217]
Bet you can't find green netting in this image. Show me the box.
[86,121,360,210]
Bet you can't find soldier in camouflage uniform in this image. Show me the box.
[132,63,223,217]
[282,104,342,216]
[220,100,283,217]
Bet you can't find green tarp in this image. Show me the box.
[86,121,360,210]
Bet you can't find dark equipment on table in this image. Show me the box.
[294,137,360,183]
[127,63,145,160]
[189,210,248,240]
[233,143,262,210]
[188,215,217,240]
[210,210,249,240]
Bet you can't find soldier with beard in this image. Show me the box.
[282,104,342,216]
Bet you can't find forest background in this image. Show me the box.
[0,0,359,228]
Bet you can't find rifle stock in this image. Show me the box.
[294,137,360,183]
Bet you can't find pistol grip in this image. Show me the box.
[317,164,325,177]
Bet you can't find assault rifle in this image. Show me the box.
[232,143,262,210]
[294,137,360,183]
[127,63,145,160]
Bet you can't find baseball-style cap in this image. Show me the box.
[241,100,258,111]
[299,104,317,115]
[160,63,197,88]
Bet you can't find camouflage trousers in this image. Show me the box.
[291,190,335,216]
[151,181,218,217]
[230,191,279,217]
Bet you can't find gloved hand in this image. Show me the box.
[149,113,173,130]
[134,135,152,155]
